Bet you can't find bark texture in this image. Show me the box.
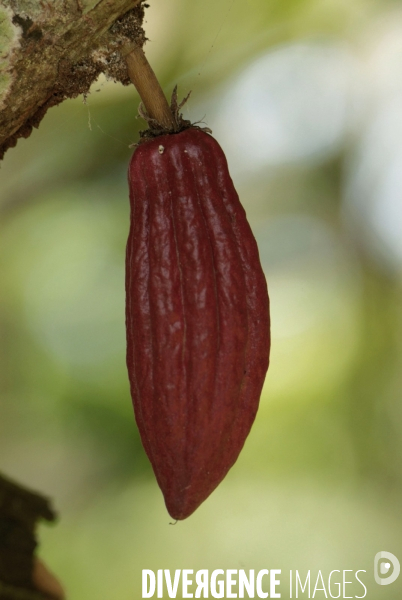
[0,0,146,159]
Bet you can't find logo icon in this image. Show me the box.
[374,552,400,585]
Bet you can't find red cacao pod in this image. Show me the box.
[126,128,270,520]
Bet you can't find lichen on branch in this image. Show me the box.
[0,0,147,160]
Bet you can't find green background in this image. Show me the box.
[1,0,402,597]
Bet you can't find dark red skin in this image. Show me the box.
[126,128,270,520]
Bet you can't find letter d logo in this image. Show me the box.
[374,552,400,585]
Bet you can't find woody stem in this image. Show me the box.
[124,45,175,130]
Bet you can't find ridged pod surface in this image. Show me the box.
[126,128,270,520]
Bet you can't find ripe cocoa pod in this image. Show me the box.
[126,128,270,520]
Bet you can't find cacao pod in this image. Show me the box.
[126,128,270,520]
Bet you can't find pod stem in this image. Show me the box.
[124,45,175,130]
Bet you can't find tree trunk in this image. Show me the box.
[0,0,146,160]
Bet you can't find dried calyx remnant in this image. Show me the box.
[124,44,211,142]
[137,87,193,139]
[124,47,271,519]
[137,86,213,142]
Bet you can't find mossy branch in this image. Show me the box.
[0,0,147,160]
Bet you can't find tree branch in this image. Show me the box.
[0,473,63,600]
[0,0,147,160]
